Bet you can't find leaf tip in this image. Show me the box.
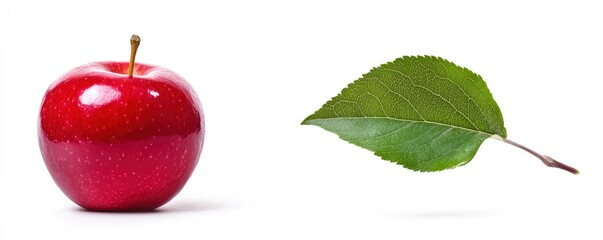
[300,116,315,126]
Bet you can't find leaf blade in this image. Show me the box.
[303,117,491,171]
[303,56,506,172]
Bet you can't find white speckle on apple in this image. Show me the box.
[149,90,159,97]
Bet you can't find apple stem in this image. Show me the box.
[128,35,141,77]
[503,138,579,174]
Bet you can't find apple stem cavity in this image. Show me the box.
[503,138,579,174]
[128,35,141,77]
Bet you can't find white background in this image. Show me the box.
[1,0,602,239]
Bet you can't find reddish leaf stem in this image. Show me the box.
[128,35,141,77]
[503,138,579,174]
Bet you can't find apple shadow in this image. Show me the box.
[158,200,229,213]
[72,200,230,215]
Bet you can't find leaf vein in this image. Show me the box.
[371,122,415,139]
[369,77,426,121]
[308,116,495,137]
[418,132,481,168]
[414,60,492,132]
[357,92,389,118]
[376,126,447,156]
[380,67,482,132]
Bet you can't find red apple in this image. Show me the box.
[38,35,204,211]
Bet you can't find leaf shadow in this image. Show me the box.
[394,209,499,219]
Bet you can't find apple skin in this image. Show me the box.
[38,62,204,211]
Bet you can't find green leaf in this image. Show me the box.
[302,56,507,172]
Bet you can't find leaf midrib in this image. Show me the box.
[303,116,501,138]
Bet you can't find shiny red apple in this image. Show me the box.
[38,35,204,211]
